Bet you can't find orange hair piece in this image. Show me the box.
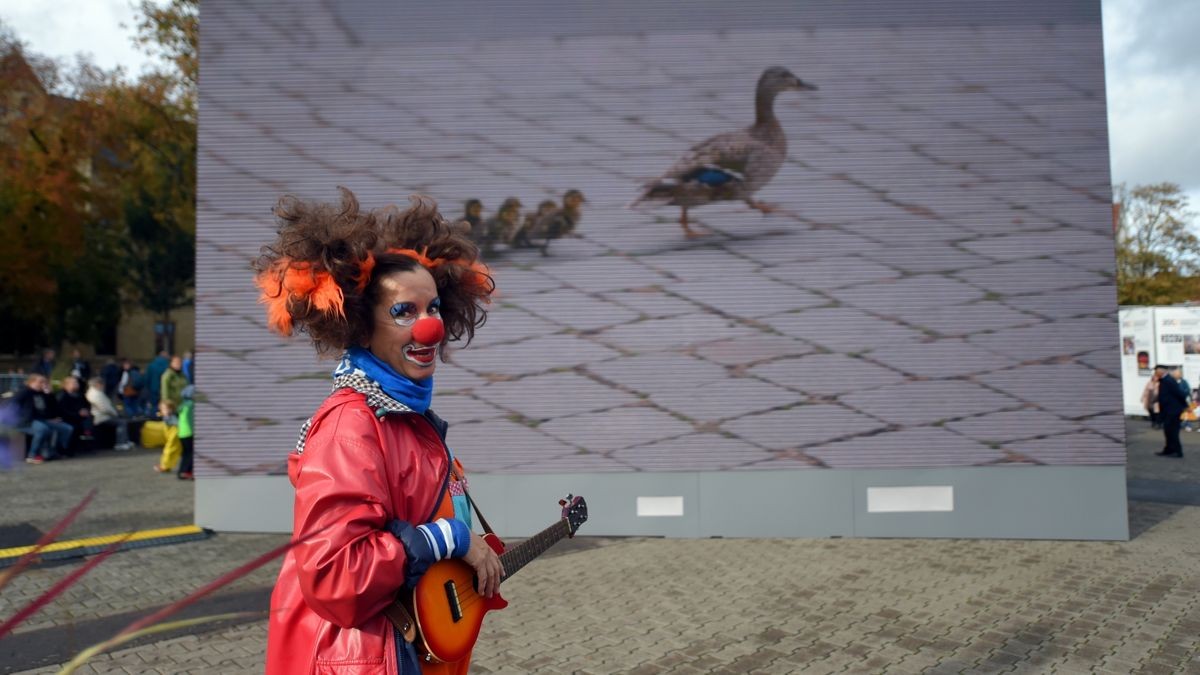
[386,247,442,269]
[254,257,347,335]
[379,248,492,303]
[460,260,494,303]
[282,265,317,297]
[354,252,376,292]
[254,260,295,336]
[263,293,295,336]
[310,271,346,319]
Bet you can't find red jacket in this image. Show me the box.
[266,388,455,675]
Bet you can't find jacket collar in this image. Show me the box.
[333,370,415,418]
[294,373,415,456]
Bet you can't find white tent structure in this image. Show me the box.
[1119,305,1200,416]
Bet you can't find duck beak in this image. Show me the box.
[794,79,818,91]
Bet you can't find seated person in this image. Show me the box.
[55,376,93,453]
[12,374,72,463]
[86,377,134,450]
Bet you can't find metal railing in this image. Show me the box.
[0,374,26,397]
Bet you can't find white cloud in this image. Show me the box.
[1103,0,1200,205]
[0,0,156,75]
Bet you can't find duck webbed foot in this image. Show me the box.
[746,199,778,215]
[679,207,700,237]
[678,207,712,238]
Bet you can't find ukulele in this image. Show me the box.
[394,494,588,664]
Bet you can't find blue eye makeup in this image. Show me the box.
[389,302,418,326]
[388,298,441,326]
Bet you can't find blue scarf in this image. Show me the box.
[336,348,471,529]
[337,347,434,414]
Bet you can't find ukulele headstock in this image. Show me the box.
[558,494,588,538]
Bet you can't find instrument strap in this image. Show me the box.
[453,463,495,536]
[384,601,417,644]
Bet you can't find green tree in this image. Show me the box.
[78,0,197,333]
[1115,182,1200,306]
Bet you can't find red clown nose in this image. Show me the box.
[412,316,445,345]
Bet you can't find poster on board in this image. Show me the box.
[1119,307,1155,416]
[1152,307,1200,397]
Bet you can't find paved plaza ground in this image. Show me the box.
[1,418,1197,674]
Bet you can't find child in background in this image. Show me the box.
[154,400,182,473]
[1186,389,1200,432]
[177,385,194,480]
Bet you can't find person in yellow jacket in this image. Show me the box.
[154,400,182,473]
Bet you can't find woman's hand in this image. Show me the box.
[462,531,504,598]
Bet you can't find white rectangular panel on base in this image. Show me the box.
[867,486,954,513]
[636,496,685,517]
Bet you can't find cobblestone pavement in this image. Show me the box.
[1124,419,1200,486]
[2,421,1198,674]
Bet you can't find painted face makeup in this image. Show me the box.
[389,298,441,327]
[391,300,443,368]
[368,268,444,381]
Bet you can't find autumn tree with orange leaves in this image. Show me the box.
[0,0,196,353]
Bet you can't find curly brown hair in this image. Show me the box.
[252,187,493,357]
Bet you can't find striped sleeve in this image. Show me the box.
[416,518,471,560]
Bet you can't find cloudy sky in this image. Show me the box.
[1,0,1197,209]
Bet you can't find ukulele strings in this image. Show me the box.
[434,519,575,614]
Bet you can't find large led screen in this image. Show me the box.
[197,0,1122,478]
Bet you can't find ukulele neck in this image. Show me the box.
[497,519,571,582]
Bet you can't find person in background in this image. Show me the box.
[144,350,170,413]
[31,349,55,377]
[118,358,143,416]
[55,376,92,454]
[69,349,92,382]
[1157,365,1188,458]
[87,377,134,450]
[13,374,71,463]
[177,385,195,480]
[182,350,195,384]
[1178,371,1195,432]
[100,357,122,399]
[1177,370,1192,402]
[1142,366,1165,429]
[161,355,187,409]
[153,399,182,473]
[1183,400,1198,432]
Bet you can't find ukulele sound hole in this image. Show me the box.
[444,580,463,622]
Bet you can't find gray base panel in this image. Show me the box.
[195,466,1129,541]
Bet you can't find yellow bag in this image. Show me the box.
[140,421,167,448]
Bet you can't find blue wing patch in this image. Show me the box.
[684,165,745,187]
